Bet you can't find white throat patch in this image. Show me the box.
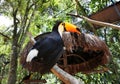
[58,23,64,37]
[26,49,38,62]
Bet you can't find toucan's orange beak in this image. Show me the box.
[64,22,81,34]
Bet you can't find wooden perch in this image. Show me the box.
[67,13,120,30]
[51,65,84,84]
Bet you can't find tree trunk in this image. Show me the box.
[7,1,37,83]
[7,38,19,84]
[7,8,19,84]
[7,47,18,84]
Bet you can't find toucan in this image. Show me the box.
[25,21,80,74]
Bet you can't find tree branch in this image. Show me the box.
[75,0,87,16]
[67,13,120,30]
[18,2,37,47]
[0,32,10,39]
[51,65,84,84]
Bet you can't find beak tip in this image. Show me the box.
[76,28,81,34]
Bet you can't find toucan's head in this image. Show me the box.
[52,21,81,37]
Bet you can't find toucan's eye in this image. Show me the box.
[62,23,66,31]
[62,23,65,26]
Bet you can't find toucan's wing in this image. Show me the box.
[33,36,62,56]
[26,36,63,73]
[20,32,64,74]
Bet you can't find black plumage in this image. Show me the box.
[31,29,64,73]
[21,21,64,74]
